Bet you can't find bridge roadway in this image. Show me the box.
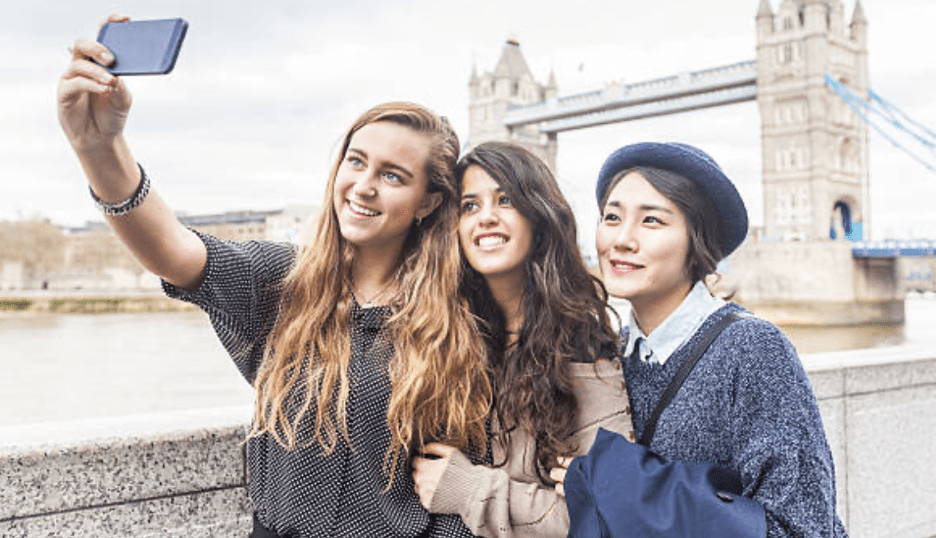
[503,60,757,132]
[851,239,936,258]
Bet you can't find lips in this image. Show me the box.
[608,259,643,276]
[347,199,380,217]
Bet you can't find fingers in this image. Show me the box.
[549,466,567,484]
[557,456,574,468]
[62,57,115,87]
[99,13,130,31]
[550,466,567,497]
[421,443,456,459]
[411,456,441,509]
[70,36,114,67]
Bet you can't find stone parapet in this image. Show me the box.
[805,345,936,538]
[1,349,935,537]
[0,406,253,537]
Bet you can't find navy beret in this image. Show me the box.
[595,142,749,256]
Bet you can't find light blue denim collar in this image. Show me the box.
[623,281,725,366]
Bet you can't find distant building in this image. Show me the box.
[48,204,320,291]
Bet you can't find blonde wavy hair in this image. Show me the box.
[249,102,491,481]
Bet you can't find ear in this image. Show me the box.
[416,191,443,221]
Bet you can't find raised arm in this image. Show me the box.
[57,15,206,290]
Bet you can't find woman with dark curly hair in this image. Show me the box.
[412,141,634,538]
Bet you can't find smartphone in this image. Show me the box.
[96,18,188,75]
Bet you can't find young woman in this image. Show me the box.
[58,16,491,538]
[588,142,848,537]
[411,141,634,538]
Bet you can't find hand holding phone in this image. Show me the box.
[96,18,188,75]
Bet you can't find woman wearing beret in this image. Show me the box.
[573,142,848,537]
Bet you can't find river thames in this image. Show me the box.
[1,295,935,427]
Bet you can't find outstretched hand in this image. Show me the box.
[57,14,132,151]
[411,443,457,510]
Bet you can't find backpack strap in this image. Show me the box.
[638,312,746,447]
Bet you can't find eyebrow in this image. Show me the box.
[346,148,415,180]
[460,186,505,200]
[605,200,676,214]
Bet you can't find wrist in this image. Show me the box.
[76,137,140,203]
[89,163,150,217]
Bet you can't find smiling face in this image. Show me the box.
[332,121,441,254]
[458,164,534,288]
[596,170,694,331]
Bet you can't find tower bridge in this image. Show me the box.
[467,0,935,325]
[502,60,758,132]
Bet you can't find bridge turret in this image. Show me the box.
[467,38,557,169]
[850,0,868,46]
[756,0,775,39]
[545,69,558,100]
[468,64,480,99]
[829,0,844,37]
[756,0,869,242]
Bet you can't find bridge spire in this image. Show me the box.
[467,37,557,168]
[757,0,774,18]
[851,0,868,27]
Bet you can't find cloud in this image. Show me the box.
[3,0,934,237]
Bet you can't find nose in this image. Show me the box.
[613,222,638,252]
[477,203,499,226]
[352,173,378,198]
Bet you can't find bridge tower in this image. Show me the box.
[467,38,558,168]
[755,0,869,241]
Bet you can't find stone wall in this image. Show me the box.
[0,407,253,537]
[807,345,936,538]
[721,240,905,325]
[2,350,935,537]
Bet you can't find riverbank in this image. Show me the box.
[0,290,195,314]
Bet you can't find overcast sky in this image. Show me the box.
[3,0,935,245]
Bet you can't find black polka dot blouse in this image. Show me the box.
[163,232,482,538]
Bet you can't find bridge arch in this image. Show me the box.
[830,196,860,241]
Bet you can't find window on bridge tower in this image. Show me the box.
[784,17,793,30]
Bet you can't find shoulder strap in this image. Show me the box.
[638,312,744,447]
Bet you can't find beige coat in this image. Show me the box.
[430,358,636,538]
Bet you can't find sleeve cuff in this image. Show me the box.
[160,229,216,303]
[431,449,484,515]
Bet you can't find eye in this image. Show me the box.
[643,215,665,225]
[383,171,402,184]
[460,200,479,214]
[498,194,512,206]
[347,156,364,169]
[601,211,620,223]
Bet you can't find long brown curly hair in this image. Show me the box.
[456,141,618,484]
[249,103,492,483]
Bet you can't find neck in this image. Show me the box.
[485,273,525,339]
[629,282,695,336]
[351,243,402,305]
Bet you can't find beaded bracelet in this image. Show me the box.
[89,163,151,217]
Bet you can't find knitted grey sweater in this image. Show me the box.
[622,302,848,538]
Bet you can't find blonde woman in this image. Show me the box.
[59,16,490,538]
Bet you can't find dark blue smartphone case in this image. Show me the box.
[96,18,188,75]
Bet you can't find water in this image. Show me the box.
[1,298,935,427]
[0,310,252,427]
